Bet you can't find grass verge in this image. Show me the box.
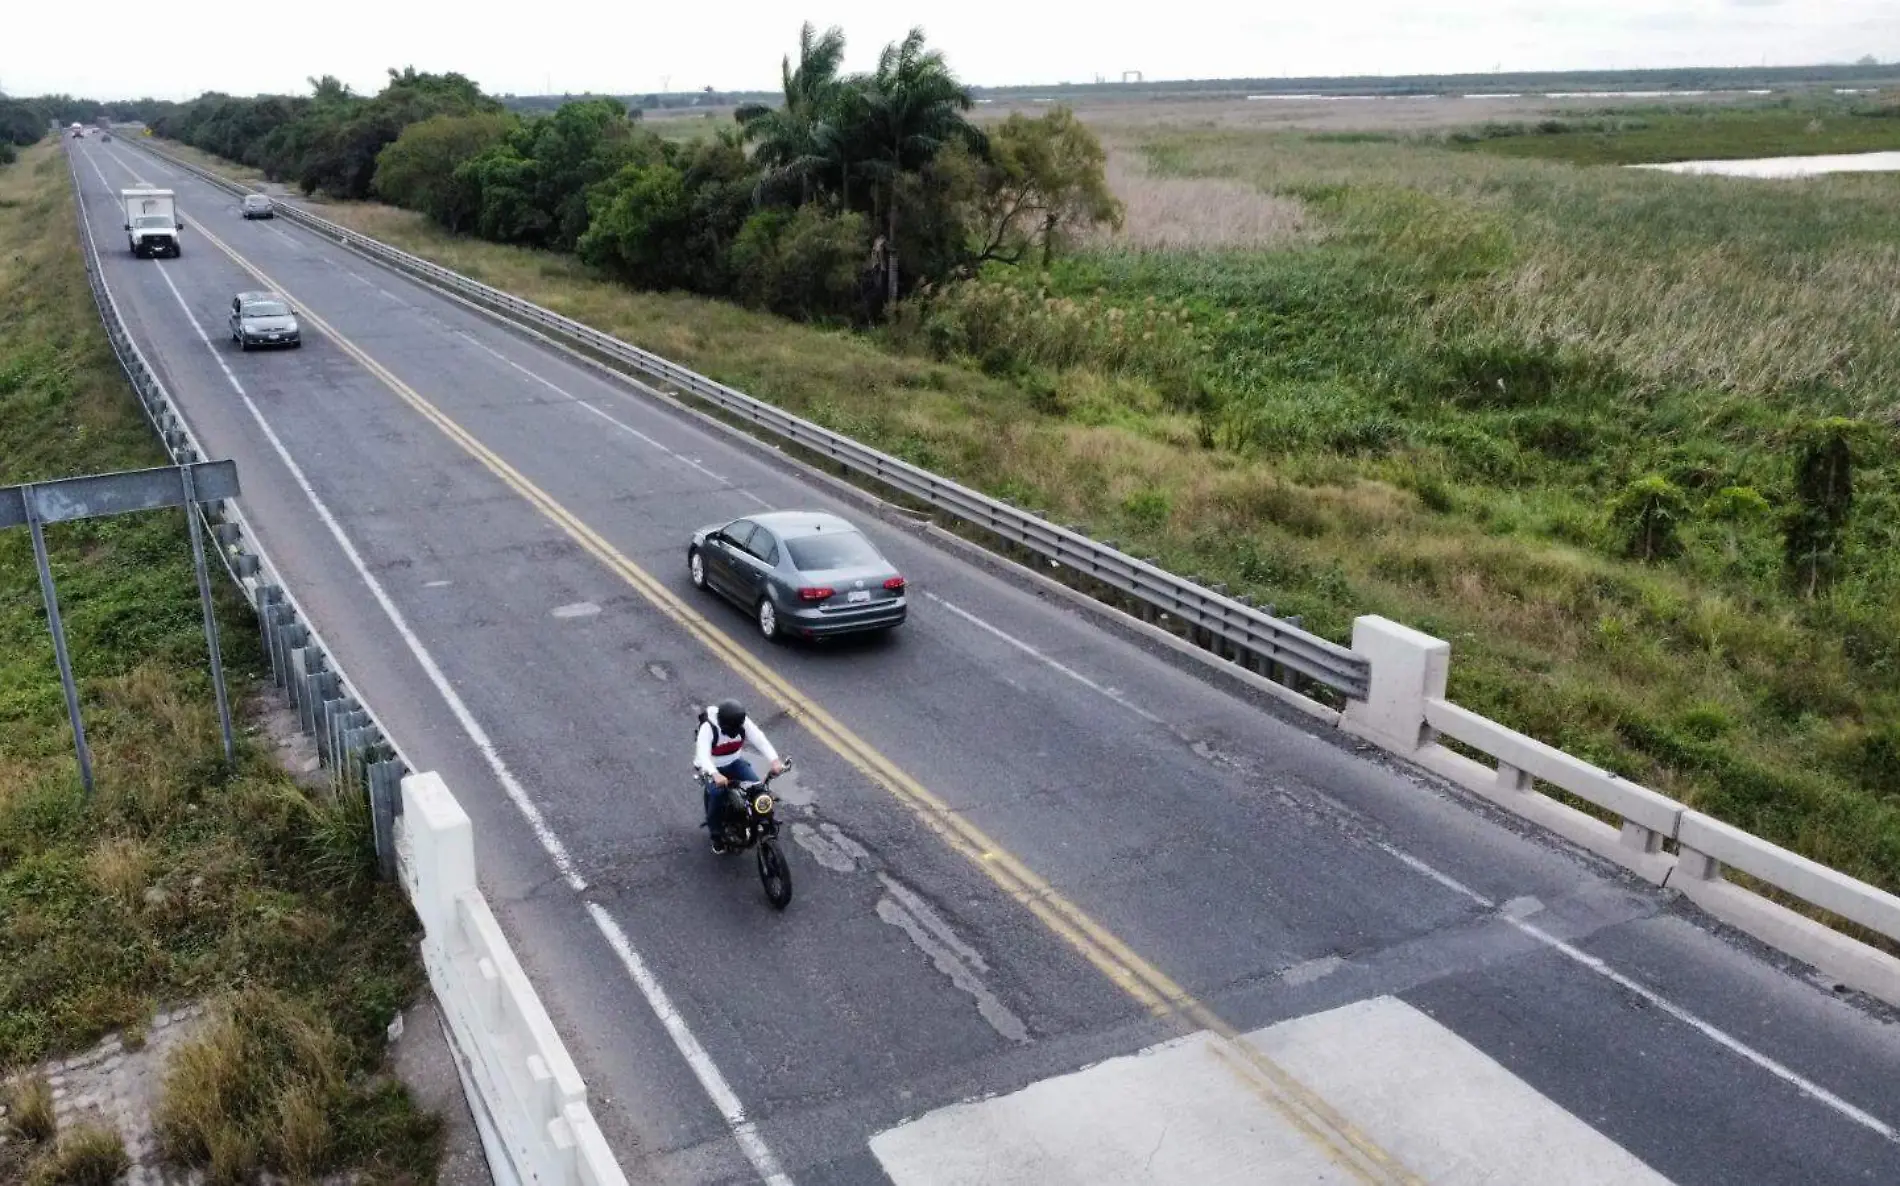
[0,141,439,1181]
[151,129,1900,914]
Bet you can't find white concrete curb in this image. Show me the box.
[1342,615,1900,1007]
[398,772,628,1186]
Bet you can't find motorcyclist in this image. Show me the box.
[694,700,782,853]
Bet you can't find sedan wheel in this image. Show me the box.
[689,549,707,590]
[757,598,780,642]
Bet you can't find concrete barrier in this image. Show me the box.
[1673,811,1900,1003]
[1343,615,1900,1008]
[400,773,627,1186]
[1341,617,1679,884]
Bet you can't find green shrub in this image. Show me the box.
[1121,487,1172,529]
[731,206,869,321]
[1783,418,1866,598]
[1609,475,1690,562]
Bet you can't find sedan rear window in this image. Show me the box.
[244,302,289,317]
[786,530,881,571]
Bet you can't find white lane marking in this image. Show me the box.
[341,267,402,301]
[587,904,794,1186]
[1379,842,1491,904]
[260,221,301,250]
[100,145,151,186]
[552,601,601,619]
[79,145,120,192]
[455,330,770,506]
[143,261,589,893]
[920,591,1161,723]
[123,188,795,1178]
[1373,843,1897,1142]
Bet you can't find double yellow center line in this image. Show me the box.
[182,211,1419,1184]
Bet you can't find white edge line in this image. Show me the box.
[454,329,770,506]
[89,146,798,1179]
[921,590,1162,723]
[1379,844,1896,1142]
[100,146,591,894]
[1376,842,1494,908]
[72,145,419,777]
[587,903,794,1186]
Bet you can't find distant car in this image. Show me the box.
[228,291,301,351]
[101,132,111,141]
[688,511,907,641]
[241,193,273,219]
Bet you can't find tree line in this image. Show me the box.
[147,25,1120,321]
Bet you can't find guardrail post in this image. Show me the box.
[1496,760,1533,795]
[1340,615,1447,754]
[1620,818,1668,856]
[1675,844,1721,882]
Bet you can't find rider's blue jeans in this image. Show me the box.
[704,759,757,834]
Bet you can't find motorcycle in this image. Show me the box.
[704,760,793,909]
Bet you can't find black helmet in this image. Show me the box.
[715,700,747,735]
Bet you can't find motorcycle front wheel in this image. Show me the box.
[757,837,793,910]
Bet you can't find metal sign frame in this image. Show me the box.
[2,460,241,795]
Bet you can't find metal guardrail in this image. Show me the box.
[63,145,409,874]
[135,141,1371,700]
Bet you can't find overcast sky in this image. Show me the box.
[7,0,1897,101]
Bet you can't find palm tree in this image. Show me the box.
[846,28,979,311]
[736,23,846,205]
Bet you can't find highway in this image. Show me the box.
[68,136,1900,1184]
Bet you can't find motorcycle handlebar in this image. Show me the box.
[693,756,791,788]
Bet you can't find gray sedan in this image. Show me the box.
[229,292,301,351]
[688,511,907,641]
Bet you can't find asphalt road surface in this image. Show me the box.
[67,137,1900,1185]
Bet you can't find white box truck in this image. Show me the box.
[122,188,181,258]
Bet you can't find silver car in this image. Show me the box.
[689,511,907,641]
[229,292,301,351]
[241,193,274,219]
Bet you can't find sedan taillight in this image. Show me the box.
[797,587,834,602]
[884,576,907,591]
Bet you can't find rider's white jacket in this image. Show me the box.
[694,707,780,778]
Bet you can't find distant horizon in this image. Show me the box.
[27,59,1896,107]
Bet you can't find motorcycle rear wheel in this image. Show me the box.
[757,837,793,910]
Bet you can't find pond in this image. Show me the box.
[1632,151,1900,178]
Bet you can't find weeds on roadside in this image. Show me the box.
[3,1074,56,1143]
[26,1124,128,1186]
[0,142,439,1183]
[156,988,435,1185]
